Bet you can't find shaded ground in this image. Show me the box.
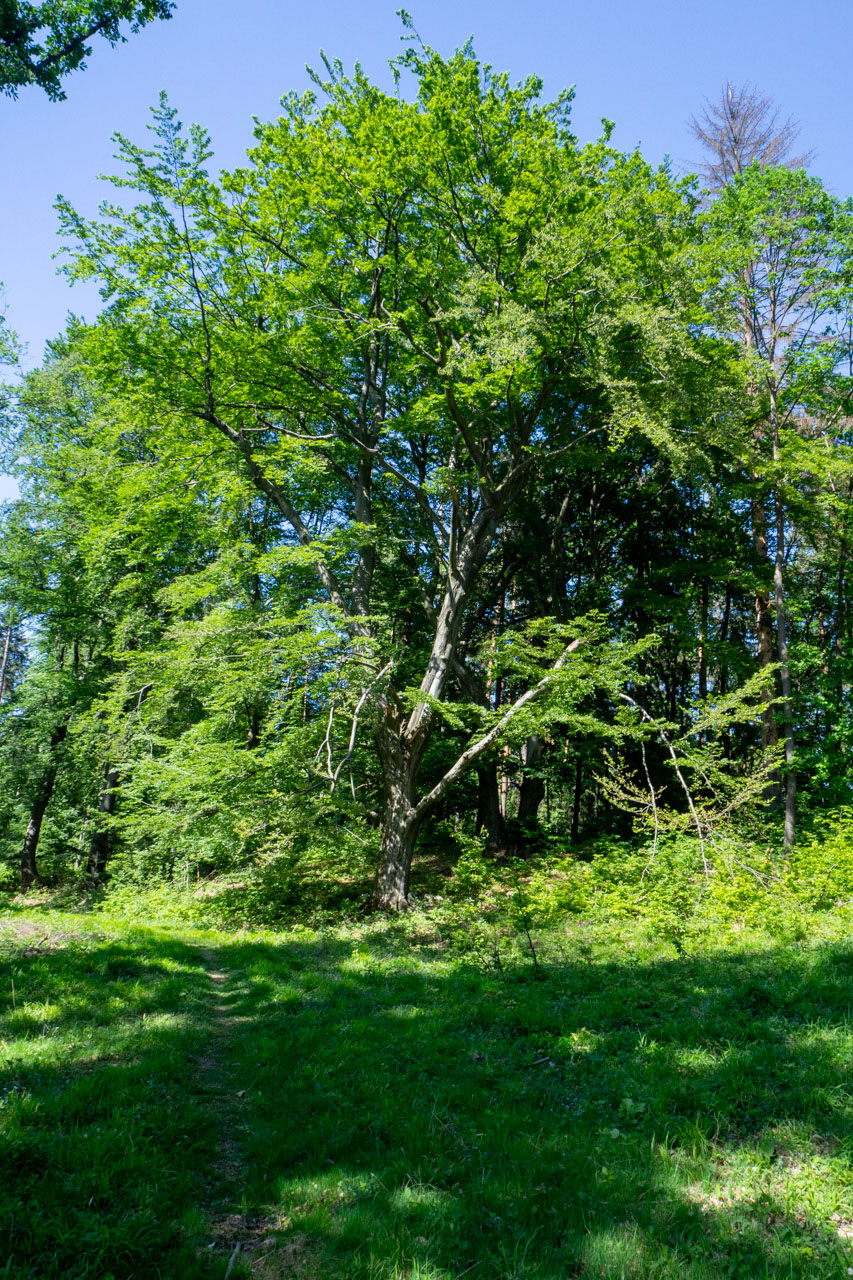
[1,903,853,1278]
[0,912,222,1278]
[217,920,853,1280]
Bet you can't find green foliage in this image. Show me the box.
[787,809,853,908]
[1,29,852,914]
[0,0,174,99]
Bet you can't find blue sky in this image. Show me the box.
[1,0,851,497]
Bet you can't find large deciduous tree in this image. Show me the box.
[57,40,728,907]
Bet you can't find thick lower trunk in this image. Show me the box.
[516,734,545,825]
[20,767,57,891]
[475,763,506,853]
[87,764,119,882]
[373,717,420,910]
[375,816,418,911]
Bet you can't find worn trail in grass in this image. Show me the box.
[0,912,250,1280]
[195,946,281,1276]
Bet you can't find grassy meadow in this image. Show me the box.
[2,878,853,1279]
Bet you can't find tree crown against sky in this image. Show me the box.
[689,81,813,190]
[0,0,173,99]
[3,35,853,906]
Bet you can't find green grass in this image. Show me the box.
[2,898,853,1278]
[0,907,224,1279]
[217,915,853,1280]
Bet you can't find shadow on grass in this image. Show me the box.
[0,922,224,1280]
[212,929,853,1280]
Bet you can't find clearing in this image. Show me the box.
[1,903,853,1278]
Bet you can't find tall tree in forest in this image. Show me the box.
[57,39,726,907]
[690,83,812,768]
[705,167,853,848]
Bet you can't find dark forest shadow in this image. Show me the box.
[0,920,225,1279]
[213,928,853,1279]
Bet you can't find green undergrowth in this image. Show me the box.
[90,814,853,952]
[0,909,225,1279]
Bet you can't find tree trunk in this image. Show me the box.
[0,623,12,702]
[375,816,419,910]
[698,577,709,703]
[475,763,506,853]
[752,492,781,806]
[570,757,583,842]
[516,734,546,826]
[773,483,796,850]
[87,764,120,882]
[21,768,58,890]
[373,706,421,910]
[718,582,732,696]
[20,722,68,890]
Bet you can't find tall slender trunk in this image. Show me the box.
[20,723,68,891]
[698,578,709,702]
[718,582,732,696]
[570,757,583,842]
[719,583,733,757]
[770,391,796,850]
[744,297,779,778]
[87,764,120,882]
[0,623,12,702]
[752,494,779,757]
[838,528,848,715]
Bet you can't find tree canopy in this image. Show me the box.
[0,0,173,99]
[2,43,852,912]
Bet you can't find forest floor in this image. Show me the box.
[2,899,853,1279]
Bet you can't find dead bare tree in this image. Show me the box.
[690,82,812,190]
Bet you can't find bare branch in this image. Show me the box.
[619,693,709,879]
[411,636,585,823]
[690,82,813,190]
[330,662,393,796]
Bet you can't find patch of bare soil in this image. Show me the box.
[196,950,310,1278]
[0,918,86,955]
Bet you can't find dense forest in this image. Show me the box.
[1,37,852,915]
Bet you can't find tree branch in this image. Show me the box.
[410,636,584,824]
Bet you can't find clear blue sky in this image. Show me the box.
[1,0,851,496]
